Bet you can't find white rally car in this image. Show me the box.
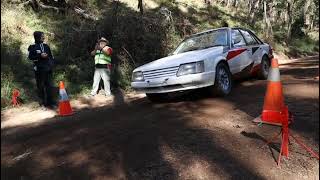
[131,27,273,101]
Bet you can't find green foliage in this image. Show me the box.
[1,11,36,108]
[288,36,319,55]
[117,58,134,91]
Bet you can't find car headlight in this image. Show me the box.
[177,61,205,76]
[132,71,144,81]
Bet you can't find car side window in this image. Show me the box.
[240,29,258,46]
[231,29,246,47]
[249,31,263,44]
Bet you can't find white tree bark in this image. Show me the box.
[250,0,260,23]
[286,0,293,39]
[263,0,267,37]
[263,0,273,38]
[304,0,311,26]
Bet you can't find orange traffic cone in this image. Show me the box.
[262,58,289,158]
[253,58,319,166]
[253,58,290,161]
[253,58,289,126]
[261,58,289,125]
[58,81,73,116]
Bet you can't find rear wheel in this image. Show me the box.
[210,62,232,96]
[258,56,270,79]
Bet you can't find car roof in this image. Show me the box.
[191,27,230,37]
[184,27,260,43]
[190,27,254,36]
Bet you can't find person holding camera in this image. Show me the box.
[90,37,113,97]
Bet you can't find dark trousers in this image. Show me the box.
[35,70,55,106]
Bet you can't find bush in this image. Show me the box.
[288,36,319,55]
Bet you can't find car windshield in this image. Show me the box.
[173,29,228,55]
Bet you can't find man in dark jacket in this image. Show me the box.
[28,31,56,109]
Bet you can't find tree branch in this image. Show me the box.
[72,27,96,32]
[121,46,137,67]
[17,0,32,6]
[74,6,98,21]
[38,2,63,12]
[27,0,65,12]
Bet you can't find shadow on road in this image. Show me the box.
[2,94,266,179]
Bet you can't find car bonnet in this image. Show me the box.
[134,46,224,72]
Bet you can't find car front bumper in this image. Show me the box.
[131,71,215,94]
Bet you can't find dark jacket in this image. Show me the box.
[28,31,55,71]
[28,43,54,71]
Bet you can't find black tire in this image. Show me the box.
[258,56,270,80]
[146,93,168,102]
[210,62,232,96]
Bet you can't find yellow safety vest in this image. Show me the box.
[95,47,111,65]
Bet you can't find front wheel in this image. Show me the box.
[258,56,270,80]
[210,62,232,96]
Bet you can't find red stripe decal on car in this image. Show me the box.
[226,48,247,61]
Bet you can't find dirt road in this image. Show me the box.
[1,57,319,180]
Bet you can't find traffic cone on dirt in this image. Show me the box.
[253,58,289,126]
[253,58,319,166]
[58,81,73,116]
[260,58,289,126]
[258,58,290,157]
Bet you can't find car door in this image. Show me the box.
[227,29,253,74]
[239,29,262,65]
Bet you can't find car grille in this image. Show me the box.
[143,66,179,80]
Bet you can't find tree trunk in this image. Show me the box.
[263,0,267,37]
[268,0,274,35]
[303,0,311,28]
[309,16,314,31]
[233,0,238,7]
[286,0,293,40]
[138,0,143,15]
[226,0,230,7]
[248,0,252,14]
[204,0,212,5]
[110,0,120,88]
[250,0,260,23]
[262,0,273,39]
[270,0,276,23]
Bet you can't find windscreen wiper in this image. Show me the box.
[200,44,224,50]
[182,47,201,53]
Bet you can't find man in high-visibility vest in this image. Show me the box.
[90,37,113,96]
